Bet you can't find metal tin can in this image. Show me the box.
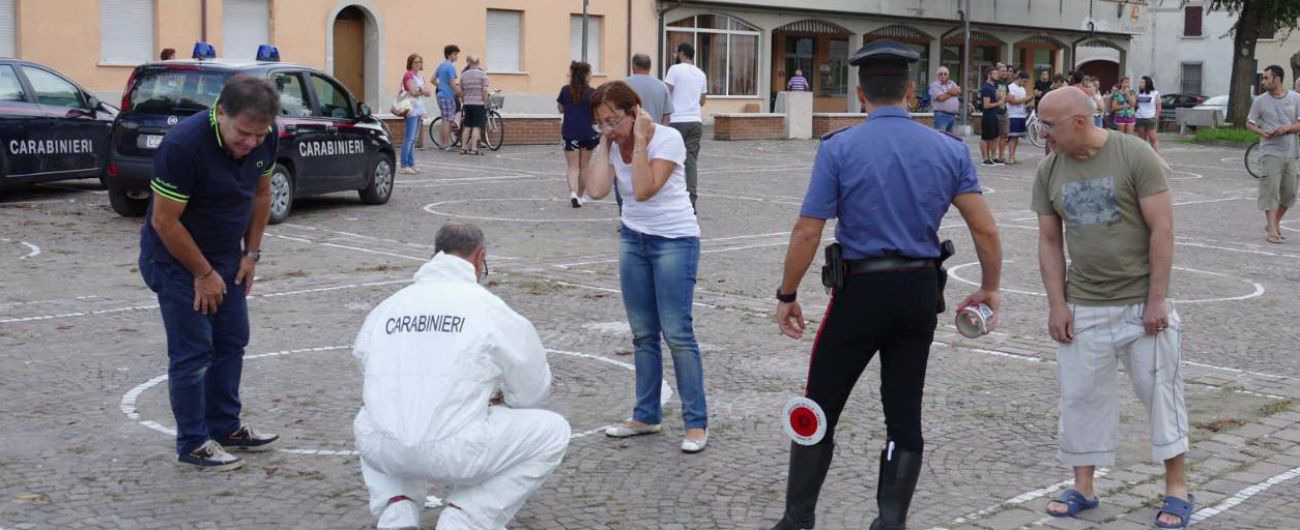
[955,303,995,338]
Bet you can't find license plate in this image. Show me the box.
[143,135,164,148]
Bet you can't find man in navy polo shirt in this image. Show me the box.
[139,76,281,471]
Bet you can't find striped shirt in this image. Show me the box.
[460,67,489,106]
[787,75,809,91]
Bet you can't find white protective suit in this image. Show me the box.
[353,252,570,530]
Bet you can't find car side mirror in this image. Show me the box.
[356,102,372,119]
[86,95,101,111]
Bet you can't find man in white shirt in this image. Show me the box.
[664,42,708,212]
[352,223,569,530]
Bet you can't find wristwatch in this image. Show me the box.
[776,289,797,303]
[244,250,261,263]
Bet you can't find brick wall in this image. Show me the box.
[500,116,562,146]
[380,115,562,147]
[812,114,865,137]
[713,114,785,141]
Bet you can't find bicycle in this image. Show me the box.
[1245,141,1265,179]
[1025,108,1043,148]
[428,89,506,151]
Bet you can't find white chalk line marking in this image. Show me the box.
[946,261,1264,303]
[0,295,102,309]
[1,238,40,259]
[1189,465,1300,525]
[927,469,1111,529]
[120,346,671,455]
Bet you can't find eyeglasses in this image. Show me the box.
[593,114,630,134]
[1037,113,1088,133]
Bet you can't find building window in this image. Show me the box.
[570,15,603,72]
[487,10,522,72]
[0,0,15,58]
[820,39,848,97]
[1181,63,1202,95]
[664,14,760,97]
[100,0,155,63]
[223,0,270,61]
[1183,6,1203,37]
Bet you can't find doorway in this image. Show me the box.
[333,6,366,102]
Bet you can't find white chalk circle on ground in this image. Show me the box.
[423,198,617,223]
[1166,170,1203,181]
[947,262,1264,304]
[1,238,40,259]
[120,346,672,456]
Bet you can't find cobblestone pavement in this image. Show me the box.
[2,132,1299,529]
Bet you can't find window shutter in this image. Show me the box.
[100,0,154,63]
[0,0,15,58]
[1184,6,1203,37]
[486,10,521,72]
[222,0,270,61]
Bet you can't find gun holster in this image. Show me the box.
[821,243,845,294]
[936,240,955,314]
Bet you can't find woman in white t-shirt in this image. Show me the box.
[1135,76,1162,152]
[581,81,710,454]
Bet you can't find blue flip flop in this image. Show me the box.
[1045,488,1100,517]
[1155,494,1195,529]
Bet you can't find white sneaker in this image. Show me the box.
[604,420,662,438]
[681,431,709,453]
[377,497,420,529]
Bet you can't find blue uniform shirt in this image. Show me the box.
[140,107,277,266]
[799,106,982,260]
[436,61,457,99]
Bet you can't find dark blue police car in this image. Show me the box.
[0,58,117,188]
[106,44,395,223]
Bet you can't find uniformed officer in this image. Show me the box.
[138,76,281,471]
[766,40,1003,530]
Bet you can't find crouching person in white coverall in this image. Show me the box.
[352,223,571,530]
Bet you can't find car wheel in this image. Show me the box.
[359,155,394,205]
[108,187,149,217]
[268,163,294,224]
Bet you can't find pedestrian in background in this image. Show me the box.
[979,66,1005,166]
[1005,71,1031,164]
[459,55,489,156]
[557,61,599,208]
[1035,69,1052,108]
[581,81,710,454]
[665,42,708,212]
[995,63,1011,164]
[1246,65,1300,244]
[928,66,961,133]
[1112,76,1137,136]
[786,69,810,92]
[1135,76,1162,152]
[399,54,431,174]
[434,44,461,150]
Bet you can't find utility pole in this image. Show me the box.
[961,0,972,134]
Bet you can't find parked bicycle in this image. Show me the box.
[1025,108,1043,148]
[428,89,505,151]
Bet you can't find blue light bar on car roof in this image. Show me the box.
[256,45,280,62]
[192,42,216,60]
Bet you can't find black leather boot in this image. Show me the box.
[763,441,835,530]
[868,444,923,530]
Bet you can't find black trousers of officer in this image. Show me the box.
[781,267,937,527]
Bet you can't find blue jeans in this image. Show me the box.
[140,256,249,455]
[618,226,707,429]
[401,114,421,168]
[933,112,956,133]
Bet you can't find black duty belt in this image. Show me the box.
[845,257,936,275]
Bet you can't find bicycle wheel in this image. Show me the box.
[427,117,461,148]
[1026,115,1044,148]
[1245,141,1265,179]
[483,111,504,151]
